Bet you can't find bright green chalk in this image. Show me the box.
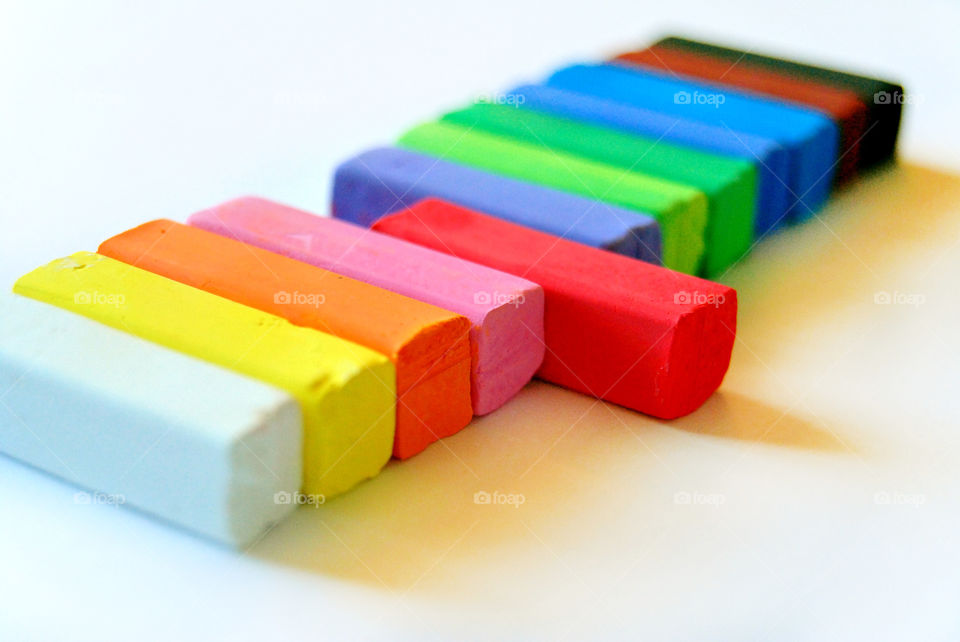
[442,103,757,276]
[398,121,707,275]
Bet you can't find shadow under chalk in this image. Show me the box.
[668,390,851,451]
[721,161,960,354]
[249,160,960,588]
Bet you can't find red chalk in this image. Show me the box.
[372,199,737,419]
[614,45,867,185]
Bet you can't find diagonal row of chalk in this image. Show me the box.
[0,36,903,546]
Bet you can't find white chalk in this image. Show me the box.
[0,294,302,548]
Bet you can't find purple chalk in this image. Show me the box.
[331,147,662,265]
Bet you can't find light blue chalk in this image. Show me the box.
[506,83,790,236]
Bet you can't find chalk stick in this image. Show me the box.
[652,36,903,168]
[545,63,838,221]
[398,121,708,275]
[507,84,791,236]
[331,146,662,265]
[442,102,756,276]
[14,252,395,498]
[188,197,544,415]
[99,219,473,460]
[0,293,301,548]
[372,200,737,418]
[614,45,867,185]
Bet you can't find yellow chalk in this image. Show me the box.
[14,252,395,498]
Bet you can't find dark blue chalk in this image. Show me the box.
[506,84,790,237]
[544,64,839,224]
[331,147,662,265]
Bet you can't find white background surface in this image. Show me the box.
[2,1,960,640]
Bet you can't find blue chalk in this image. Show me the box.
[331,147,662,265]
[543,64,839,223]
[507,84,790,236]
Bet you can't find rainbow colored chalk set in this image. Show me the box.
[0,35,904,546]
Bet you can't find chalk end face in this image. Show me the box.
[331,153,397,228]
[682,192,710,276]
[301,355,396,498]
[392,316,474,459]
[628,222,664,266]
[225,395,303,547]
[658,287,737,419]
[754,144,793,236]
[598,219,661,265]
[392,357,473,458]
[591,212,663,266]
[591,285,736,420]
[787,120,839,222]
[702,163,757,278]
[471,285,546,415]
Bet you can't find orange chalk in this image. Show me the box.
[99,219,473,459]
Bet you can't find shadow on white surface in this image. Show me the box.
[667,390,853,451]
[250,381,851,589]
[725,161,960,347]
[244,161,960,590]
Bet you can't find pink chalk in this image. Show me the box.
[188,197,545,415]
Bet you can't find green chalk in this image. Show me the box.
[442,102,756,276]
[398,121,708,275]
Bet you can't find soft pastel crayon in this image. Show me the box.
[331,146,662,264]
[372,200,737,419]
[14,252,395,498]
[99,219,473,460]
[506,84,791,236]
[651,36,903,168]
[545,63,838,221]
[188,197,545,415]
[614,44,866,185]
[0,293,302,548]
[398,121,708,275]
[442,102,756,276]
